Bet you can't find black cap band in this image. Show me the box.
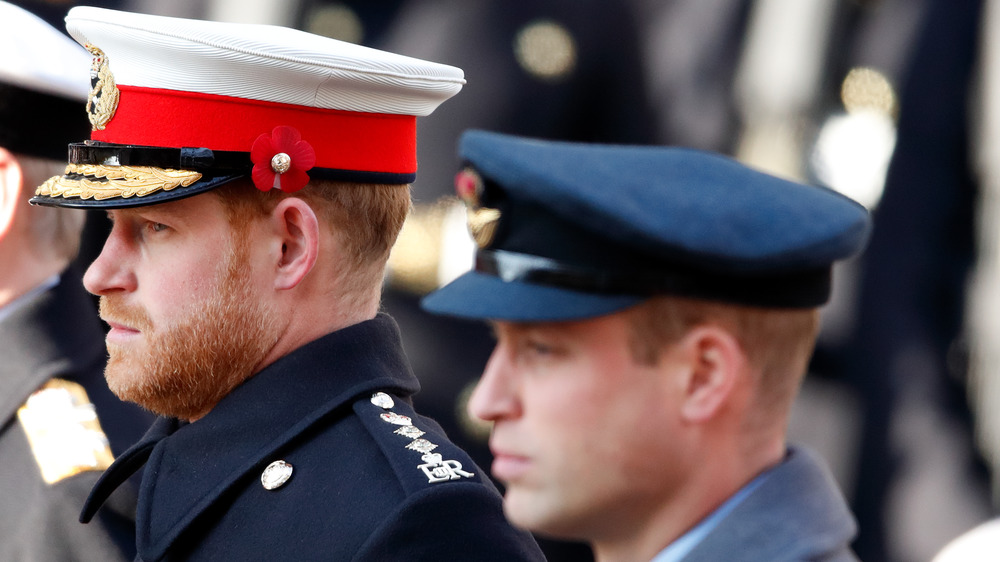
[68,141,416,185]
[475,249,832,308]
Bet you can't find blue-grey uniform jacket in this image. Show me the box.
[81,314,544,561]
[682,447,858,561]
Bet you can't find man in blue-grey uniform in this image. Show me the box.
[0,3,153,560]
[422,130,869,561]
[30,7,542,561]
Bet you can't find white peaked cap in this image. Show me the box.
[32,6,465,208]
[65,6,465,116]
[0,1,90,100]
[0,1,91,159]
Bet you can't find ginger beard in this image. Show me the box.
[99,232,279,420]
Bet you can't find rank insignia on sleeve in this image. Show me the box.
[16,379,115,484]
[380,412,413,426]
[405,438,438,454]
[394,426,425,439]
[417,453,475,483]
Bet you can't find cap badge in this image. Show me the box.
[84,45,119,131]
[417,453,475,484]
[370,392,395,409]
[380,412,413,426]
[251,126,316,193]
[455,168,501,248]
[261,459,294,490]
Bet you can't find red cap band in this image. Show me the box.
[92,86,417,174]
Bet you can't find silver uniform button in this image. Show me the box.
[261,460,294,490]
[370,392,394,409]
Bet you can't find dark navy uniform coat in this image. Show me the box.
[0,272,151,561]
[82,314,544,561]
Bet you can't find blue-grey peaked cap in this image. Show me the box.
[421,130,872,322]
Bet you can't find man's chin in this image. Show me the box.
[502,488,595,542]
[105,339,144,360]
[104,359,149,405]
[502,488,550,531]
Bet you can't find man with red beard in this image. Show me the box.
[31,7,543,561]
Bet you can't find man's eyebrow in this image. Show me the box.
[490,321,518,341]
[490,322,535,342]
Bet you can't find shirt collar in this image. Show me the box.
[650,465,772,562]
[0,274,59,323]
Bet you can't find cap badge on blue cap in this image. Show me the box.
[455,167,501,248]
[85,45,119,131]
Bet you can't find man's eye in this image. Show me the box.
[148,222,168,233]
[525,341,555,356]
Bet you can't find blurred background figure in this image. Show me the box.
[0,1,153,559]
[11,0,1000,560]
[932,518,1000,562]
[633,1,997,561]
[828,3,993,562]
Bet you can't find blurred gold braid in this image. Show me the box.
[36,164,203,200]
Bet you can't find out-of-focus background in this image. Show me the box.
[14,0,1000,560]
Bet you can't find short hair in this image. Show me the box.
[16,153,85,262]
[211,178,410,306]
[625,296,820,421]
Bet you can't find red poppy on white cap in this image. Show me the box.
[32,6,464,208]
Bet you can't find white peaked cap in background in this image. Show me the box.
[0,1,92,159]
[0,1,91,101]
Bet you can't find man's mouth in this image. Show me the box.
[103,319,143,344]
[490,443,532,483]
